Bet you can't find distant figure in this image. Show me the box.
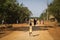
[34,19,37,25]
[41,20,44,24]
[30,22,32,26]
[29,20,32,36]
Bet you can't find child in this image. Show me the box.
[29,20,32,36]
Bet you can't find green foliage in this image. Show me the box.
[39,12,47,20]
[39,0,60,22]
[0,0,32,24]
[48,0,60,22]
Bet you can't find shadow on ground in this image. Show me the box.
[0,28,13,38]
[0,26,53,38]
[7,26,50,31]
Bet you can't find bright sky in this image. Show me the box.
[17,0,53,17]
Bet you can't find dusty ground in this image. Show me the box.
[0,21,60,40]
[45,21,60,40]
[48,26,60,40]
[0,30,54,40]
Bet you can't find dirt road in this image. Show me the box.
[0,20,57,40]
[0,30,54,40]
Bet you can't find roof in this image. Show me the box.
[49,15,55,19]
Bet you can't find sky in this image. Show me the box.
[17,0,53,17]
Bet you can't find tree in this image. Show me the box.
[0,0,32,24]
[48,0,60,22]
[39,11,47,20]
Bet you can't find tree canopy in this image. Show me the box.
[39,0,60,22]
[48,0,60,22]
[0,0,32,24]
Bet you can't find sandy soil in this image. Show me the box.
[0,30,54,40]
[48,27,60,40]
[0,20,60,40]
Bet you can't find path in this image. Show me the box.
[0,20,55,40]
[0,30,54,40]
